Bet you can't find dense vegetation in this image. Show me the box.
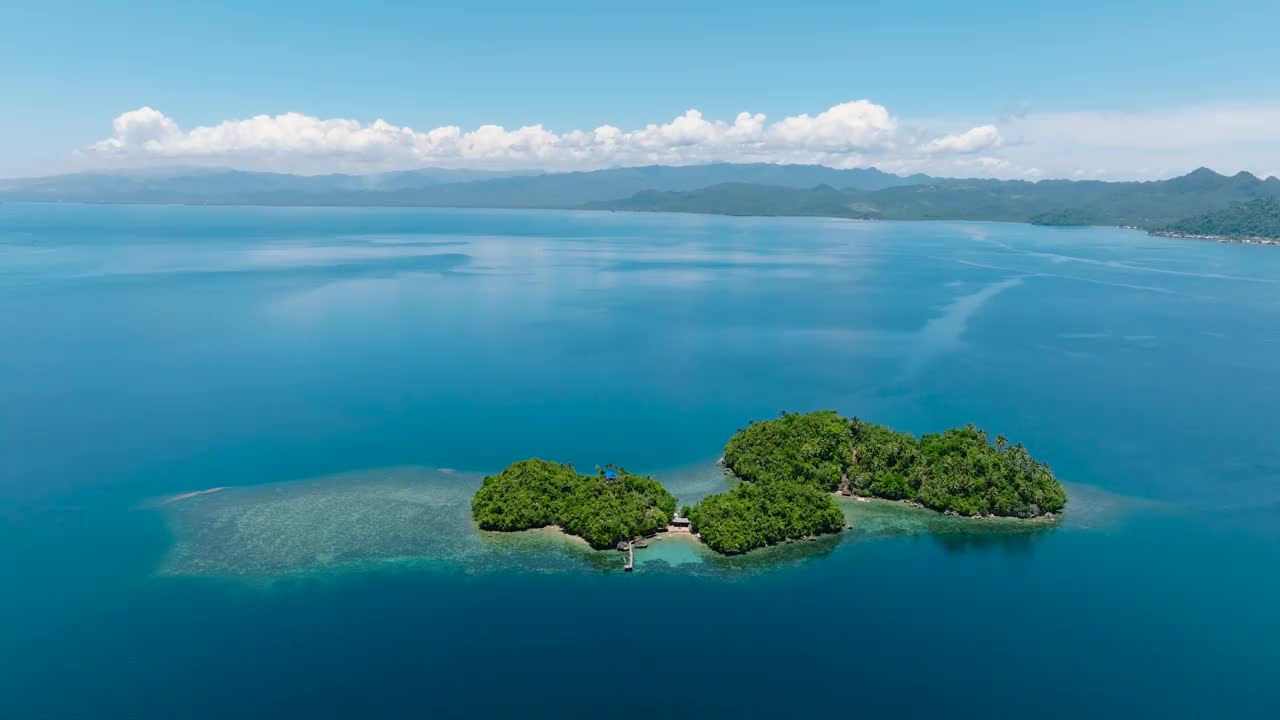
[684,411,848,553]
[471,459,676,549]
[722,409,853,491]
[848,419,1068,517]
[846,418,923,500]
[685,480,845,554]
[690,412,1066,552]
[1163,197,1280,239]
[1028,208,1097,226]
[472,412,1066,557]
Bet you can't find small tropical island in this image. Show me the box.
[471,459,676,550]
[472,411,1068,557]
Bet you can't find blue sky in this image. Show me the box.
[3,0,1279,178]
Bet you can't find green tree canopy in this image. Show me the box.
[1165,197,1280,239]
[915,426,1067,517]
[723,410,852,491]
[717,411,1067,522]
[686,480,845,555]
[849,417,923,500]
[471,459,676,549]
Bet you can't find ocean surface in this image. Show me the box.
[1,204,1278,718]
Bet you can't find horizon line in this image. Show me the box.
[4,161,1277,185]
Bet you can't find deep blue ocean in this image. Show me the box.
[1,204,1278,718]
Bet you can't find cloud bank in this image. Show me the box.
[85,100,995,175]
[82,100,1280,180]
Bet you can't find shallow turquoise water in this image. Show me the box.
[1,204,1278,718]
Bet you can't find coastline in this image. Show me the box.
[1148,229,1280,246]
[483,519,711,559]
[523,522,701,547]
[832,491,1060,523]
[0,199,1156,236]
[14,199,1270,251]
[490,524,593,548]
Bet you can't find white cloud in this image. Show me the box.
[919,124,1002,154]
[83,100,991,175]
[78,101,1280,180]
[92,107,180,151]
[765,100,898,150]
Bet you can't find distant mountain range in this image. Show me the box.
[0,165,532,202]
[594,168,1280,230]
[4,163,1279,236]
[0,163,926,207]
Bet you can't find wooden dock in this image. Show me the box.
[623,541,634,571]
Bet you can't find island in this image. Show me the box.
[471,458,676,550]
[685,411,1067,553]
[471,412,1067,557]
